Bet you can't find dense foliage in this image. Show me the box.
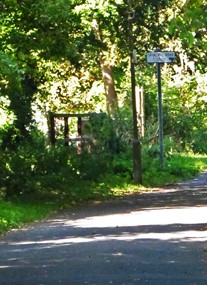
[0,0,207,199]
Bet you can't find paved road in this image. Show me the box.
[1,174,207,285]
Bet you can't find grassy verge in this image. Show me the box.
[0,199,57,234]
[142,153,207,187]
[1,153,207,235]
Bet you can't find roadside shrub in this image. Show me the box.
[166,154,199,178]
[0,125,115,197]
[88,110,132,155]
[190,129,207,154]
[0,130,77,197]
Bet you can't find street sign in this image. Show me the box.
[146,50,176,167]
[147,51,176,63]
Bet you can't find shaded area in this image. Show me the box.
[0,175,207,284]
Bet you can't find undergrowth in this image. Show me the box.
[1,152,207,235]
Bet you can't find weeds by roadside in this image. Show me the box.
[1,153,207,235]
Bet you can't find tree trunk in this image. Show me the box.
[92,19,118,115]
[101,58,118,115]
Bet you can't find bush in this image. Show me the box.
[166,154,199,178]
[0,131,78,197]
[0,127,114,197]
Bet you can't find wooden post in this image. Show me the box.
[77,117,82,137]
[136,86,145,138]
[127,0,142,184]
[77,117,82,152]
[64,117,69,146]
[49,113,55,145]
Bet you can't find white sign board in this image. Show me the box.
[147,51,175,63]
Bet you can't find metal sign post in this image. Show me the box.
[147,51,176,168]
[156,62,164,168]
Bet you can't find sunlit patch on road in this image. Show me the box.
[6,205,207,248]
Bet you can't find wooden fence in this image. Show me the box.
[49,112,106,147]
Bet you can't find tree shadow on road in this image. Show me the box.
[1,179,207,284]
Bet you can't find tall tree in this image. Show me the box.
[73,0,128,115]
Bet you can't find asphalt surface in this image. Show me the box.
[1,173,207,285]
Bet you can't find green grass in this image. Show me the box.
[0,199,55,234]
[141,153,207,187]
[1,153,207,235]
